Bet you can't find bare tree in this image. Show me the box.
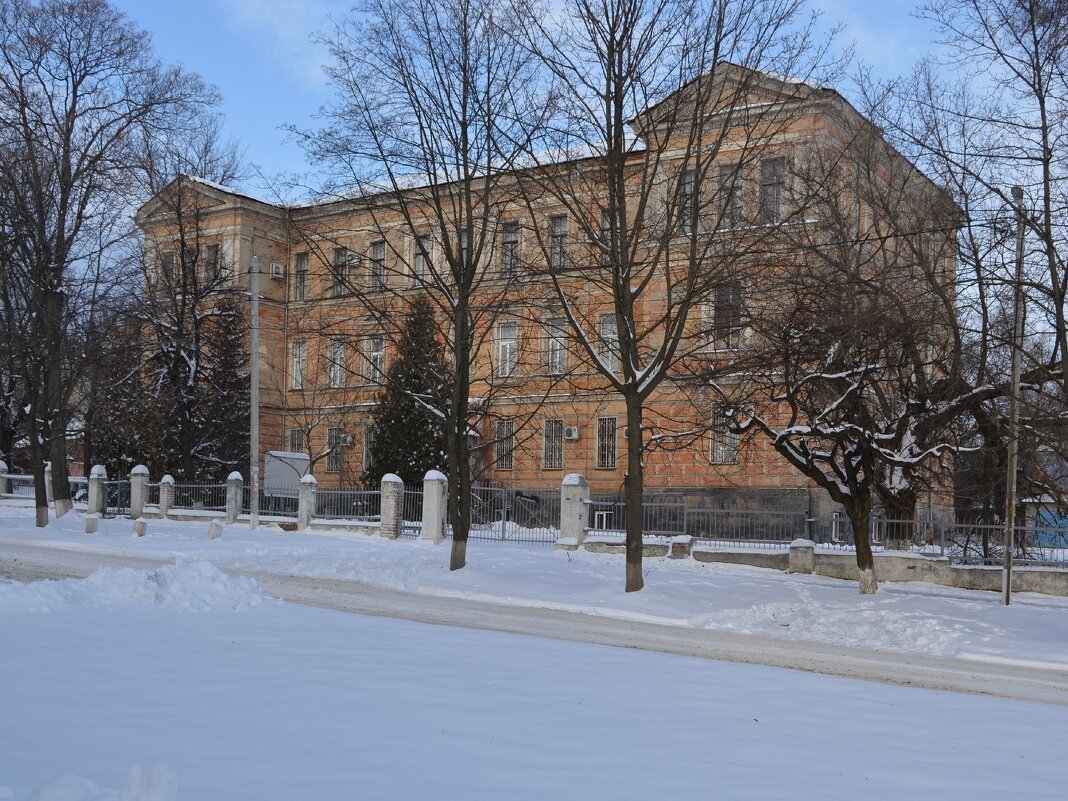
[294,0,562,570]
[0,0,217,524]
[512,0,837,590]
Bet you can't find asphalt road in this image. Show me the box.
[4,539,1068,706]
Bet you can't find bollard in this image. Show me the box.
[132,518,147,537]
[225,471,243,525]
[379,474,403,539]
[207,519,223,540]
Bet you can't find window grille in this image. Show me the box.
[543,419,564,469]
[596,417,617,469]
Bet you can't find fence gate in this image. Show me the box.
[469,486,559,545]
[104,480,131,517]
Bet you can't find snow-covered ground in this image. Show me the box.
[2,557,1067,800]
[2,503,1068,668]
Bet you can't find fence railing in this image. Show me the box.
[242,486,298,518]
[171,482,227,511]
[945,522,1068,568]
[400,489,423,538]
[588,500,687,538]
[103,480,131,517]
[0,473,35,498]
[687,507,812,549]
[315,489,381,521]
[468,486,560,545]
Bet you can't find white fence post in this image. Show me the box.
[379,473,404,540]
[0,459,7,494]
[158,475,175,517]
[87,465,107,516]
[225,471,243,524]
[420,470,447,543]
[298,473,317,531]
[129,465,149,519]
[558,473,590,549]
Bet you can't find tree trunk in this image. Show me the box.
[44,289,72,517]
[49,427,72,518]
[624,397,644,592]
[448,316,471,572]
[847,497,878,594]
[28,399,49,528]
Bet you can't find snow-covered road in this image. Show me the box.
[4,539,1068,706]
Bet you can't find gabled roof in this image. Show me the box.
[134,174,283,225]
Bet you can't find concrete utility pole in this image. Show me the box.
[1003,185,1026,605]
[250,254,261,531]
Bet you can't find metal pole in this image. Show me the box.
[250,254,260,531]
[1003,185,1026,605]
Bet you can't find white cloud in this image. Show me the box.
[219,0,344,86]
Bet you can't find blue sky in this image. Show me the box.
[111,0,942,193]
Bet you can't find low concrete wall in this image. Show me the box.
[692,547,790,571]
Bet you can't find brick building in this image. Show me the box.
[135,65,956,520]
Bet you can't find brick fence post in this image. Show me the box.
[225,471,243,524]
[379,473,403,539]
[298,473,317,531]
[87,465,107,516]
[158,475,175,517]
[129,465,149,519]
[558,473,590,549]
[420,470,447,543]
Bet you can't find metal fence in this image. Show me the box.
[945,522,1068,568]
[468,486,560,545]
[103,480,131,517]
[69,477,88,505]
[241,486,298,518]
[172,482,227,511]
[687,507,812,549]
[399,489,423,538]
[0,473,35,497]
[588,499,687,538]
[315,489,381,521]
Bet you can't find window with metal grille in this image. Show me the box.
[332,247,350,297]
[294,252,309,300]
[288,428,304,453]
[679,169,698,234]
[365,334,385,382]
[501,221,519,277]
[326,427,342,473]
[291,339,307,388]
[543,419,564,470]
[498,321,518,377]
[718,163,743,229]
[599,314,619,372]
[712,282,743,350]
[205,243,221,278]
[760,157,785,225]
[414,234,431,283]
[546,317,566,375]
[459,229,469,266]
[710,405,739,464]
[596,416,617,469]
[328,339,346,388]
[495,419,515,470]
[550,214,568,271]
[369,241,386,289]
[363,427,376,475]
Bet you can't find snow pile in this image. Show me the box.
[0,562,267,615]
[26,763,177,801]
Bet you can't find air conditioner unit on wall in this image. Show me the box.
[270,263,284,279]
[564,425,580,441]
[340,433,355,446]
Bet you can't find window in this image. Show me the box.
[501,221,519,277]
[332,247,350,297]
[719,164,743,229]
[205,244,221,278]
[599,314,619,372]
[294,253,309,301]
[459,229,469,266]
[712,282,743,350]
[760,157,785,225]
[364,334,385,382]
[289,428,304,453]
[160,250,175,278]
[543,419,564,470]
[710,405,739,464]
[369,241,386,290]
[601,209,619,266]
[596,417,617,469]
[498,321,519,377]
[546,317,566,375]
[326,427,342,473]
[414,234,431,283]
[328,339,346,388]
[679,169,698,234]
[363,427,376,475]
[495,419,515,470]
[291,339,307,388]
[550,214,568,271]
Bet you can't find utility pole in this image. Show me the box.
[250,254,260,531]
[1003,185,1026,605]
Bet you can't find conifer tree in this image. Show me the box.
[363,295,450,486]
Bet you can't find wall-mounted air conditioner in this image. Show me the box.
[564,425,580,441]
[269,263,284,279]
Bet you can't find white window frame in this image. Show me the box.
[495,419,515,471]
[498,321,519,378]
[710,282,743,350]
[718,163,743,229]
[365,334,385,383]
[679,169,699,234]
[294,252,309,301]
[546,317,566,375]
[596,416,617,470]
[543,418,564,470]
[363,427,376,475]
[760,157,786,225]
[332,247,350,297]
[291,339,307,389]
[710,405,739,464]
[599,314,619,373]
[369,240,386,290]
[326,427,342,473]
[288,428,304,453]
[414,234,432,284]
[501,220,519,277]
[550,214,568,271]
[328,339,347,388]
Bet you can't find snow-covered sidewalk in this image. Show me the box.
[3,503,1068,670]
